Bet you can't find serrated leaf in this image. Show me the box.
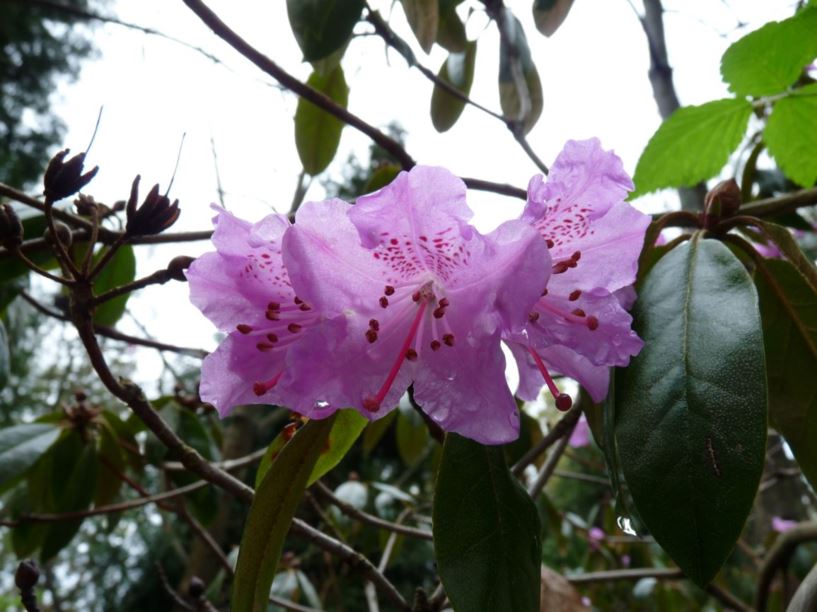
[92,245,136,327]
[286,0,364,62]
[532,0,574,37]
[615,236,767,586]
[754,259,817,491]
[721,8,817,97]
[295,66,349,175]
[0,424,60,489]
[632,98,752,197]
[430,42,477,132]
[401,0,438,54]
[765,84,817,187]
[498,11,543,134]
[232,416,336,612]
[433,434,541,612]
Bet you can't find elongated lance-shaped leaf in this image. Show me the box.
[295,66,349,175]
[93,245,136,327]
[286,0,363,62]
[434,433,541,612]
[615,235,767,586]
[401,0,438,53]
[430,42,477,133]
[232,415,336,612]
[755,258,817,491]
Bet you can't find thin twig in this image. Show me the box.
[89,267,175,306]
[756,521,817,612]
[512,404,583,477]
[526,415,577,498]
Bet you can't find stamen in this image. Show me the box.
[236,324,253,334]
[287,323,302,333]
[256,342,274,351]
[527,347,572,411]
[379,296,389,308]
[528,311,540,323]
[267,333,278,343]
[546,239,555,249]
[406,348,418,361]
[568,290,581,301]
[384,285,395,296]
[587,316,599,331]
[571,308,586,317]
[363,301,428,412]
[443,333,455,347]
[253,372,283,396]
[369,319,380,331]
[366,329,378,343]
[430,340,441,351]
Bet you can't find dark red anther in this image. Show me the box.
[294,297,303,305]
[568,290,581,301]
[571,309,586,317]
[379,296,389,308]
[287,323,302,333]
[366,329,378,343]
[587,316,599,331]
[266,310,280,321]
[405,348,418,361]
[369,319,380,331]
[571,251,581,261]
[299,303,311,311]
[268,301,281,310]
[438,297,450,308]
[236,324,253,334]
[443,333,455,347]
[433,307,446,319]
[553,262,570,274]
[528,311,540,323]
[545,239,555,249]
[253,382,267,396]
[542,288,549,296]
[384,285,395,296]
[256,342,274,351]
[556,393,572,411]
[267,333,278,343]
[430,340,441,351]
[412,291,421,302]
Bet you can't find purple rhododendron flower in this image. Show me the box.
[506,139,650,405]
[282,166,550,443]
[186,206,329,418]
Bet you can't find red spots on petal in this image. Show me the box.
[545,239,555,249]
[390,238,399,245]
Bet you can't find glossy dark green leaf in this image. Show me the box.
[532,0,574,36]
[94,422,126,507]
[430,42,477,133]
[401,0,438,53]
[286,0,364,62]
[433,434,541,612]
[295,66,349,175]
[92,244,136,327]
[755,259,817,490]
[498,11,543,134]
[232,416,336,612]
[755,219,817,293]
[0,423,61,489]
[616,236,767,586]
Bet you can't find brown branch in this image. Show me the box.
[89,267,174,306]
[526,407,580,497]
[511,403,583,477]
[756,521,817,612]
[567,566,682,584]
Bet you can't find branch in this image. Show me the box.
[756,521,817,612]
[512,403,582,477]
[526,407,580,497]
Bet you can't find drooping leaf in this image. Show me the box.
[0,423,61,490]
[430,41,477,132]
[632,98,753,197]
[720,7,817,97]
[532,0,574,37]
[364,164,401,194]
[308,410,367,485]
[434,434,541,612]
[295,66,349,175]
[754,219,817,293]
[286,0,364,62]
[232,416,336,612]
[498,10,543,134]
[362,409,397,455]
[401,0,439,54]
[754,259,817,490]
[436,0,467,52]
[92,245,136,327]
[615,236,767,586]
[764,84,817,188]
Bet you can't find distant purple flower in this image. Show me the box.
[772,516,798,533]
[506,139,650,405]
[283,166,550,443]
[568,414,591,448]
[186,206,328,418]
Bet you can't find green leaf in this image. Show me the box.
[401,0,439,54]
[362,409,397,455]
[308,410,367,485]
[396,401,428,466]
[286,0,364,62]
[498,11,543,135]
[363,164,401,194]
[755,219,817,294]
[754,259,817,490]
[720,8,817,97]
[232,416,336,612]
[94,422,126,507]
[0,423,60,489]
[632,98,752,197]
[0,320,8,388]
[433,434,541,612]
[430,42,477,133]
[295,66,349,175]
[532,0,574,37]
[92,245,136,327]
[765,84,817,187]
[436,0,467,53]
[615,236,767,586]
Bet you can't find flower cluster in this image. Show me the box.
[187,139,649,444]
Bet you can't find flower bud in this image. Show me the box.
[44,222,73,249]
[125,175,181,236]
[0,203,24,248]
[73,193,99,216]
[15,560,40,591]
[704,179,742,227]
[167,255,195,281]
[43,148,99,202]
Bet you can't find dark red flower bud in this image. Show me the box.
[0,203,24,248]
[43,148,99,201]
[125,175,181,236]
[44,222,73,249]
[703,179,742,228]
[167,255,195,281]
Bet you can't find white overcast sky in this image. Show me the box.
[43,0,795,389]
